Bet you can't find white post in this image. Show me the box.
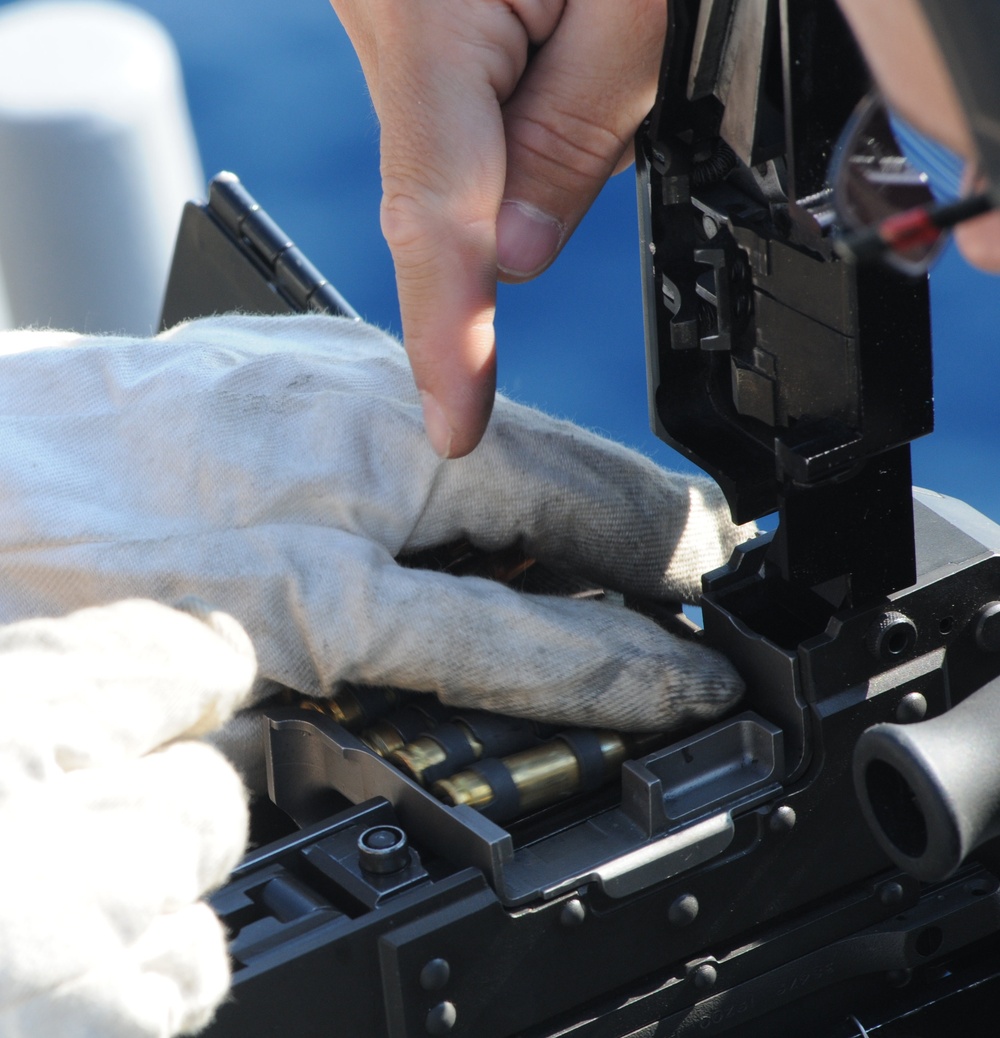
[0,1,204,334]
[0,250,10,331]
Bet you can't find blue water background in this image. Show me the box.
[8,0,999,521]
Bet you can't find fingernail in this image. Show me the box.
[496,200,564,277]
[420,390,454,458]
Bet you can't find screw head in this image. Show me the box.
[878,881,905,906]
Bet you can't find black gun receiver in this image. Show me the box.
[165,2,1000,1035]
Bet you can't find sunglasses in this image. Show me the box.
[829,92,993,275]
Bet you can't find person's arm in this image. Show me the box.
[328,0,666,456]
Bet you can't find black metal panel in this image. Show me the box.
[637,0,933,604]
[159,172,357,329]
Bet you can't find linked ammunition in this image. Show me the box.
[298,683,405,732]
[293,539,608,795]
[360,696,452,757]
[389,711,554,786]
[432,730,663,822]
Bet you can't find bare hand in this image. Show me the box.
[329,0,666,456]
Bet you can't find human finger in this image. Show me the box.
[342,0,563,456]
[496,0,666,279]
[953,197,1000,272]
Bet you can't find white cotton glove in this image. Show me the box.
[0,598,256,1038]
[0,314,754,731]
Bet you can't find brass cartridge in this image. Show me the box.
[390,724,483,785]
[432,731,663,821]
[298,683,404,732]
[390,712,554,786]
[363,721,412,759]
[360,697,453,757]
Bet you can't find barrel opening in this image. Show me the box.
[865,758,928,858]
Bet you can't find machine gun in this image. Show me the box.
[164,2,1000,1034]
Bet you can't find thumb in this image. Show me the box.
[497,0,666,280]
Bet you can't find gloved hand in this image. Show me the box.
[0,598,255,1037]
[0,313,753,732]
[328,0,667,455]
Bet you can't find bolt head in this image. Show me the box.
[559,898,586,928]
[769,805,797,833]
[420,959,451,992]
[426,1001,457,1035]
[895,692,928,723]
[975,602,1000,652]
[669,893,699,927]
[878,881,905,906]
[362,827,399,850]
[357,825,410,875]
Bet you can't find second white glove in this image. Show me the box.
[0,599,255,1037]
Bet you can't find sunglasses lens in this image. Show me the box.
[834,98,942,270]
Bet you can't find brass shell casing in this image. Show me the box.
[298,685,403,732]
[433,731,631,814]
[390,723,483,784]
[362,720,409,758]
